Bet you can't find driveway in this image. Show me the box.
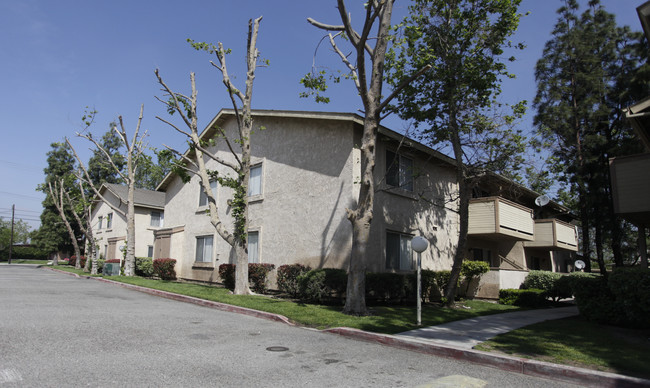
[0,265,579,387]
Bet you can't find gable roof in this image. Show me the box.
[155,108,456,191]
[101,183,165,210]
[155,108,573,220]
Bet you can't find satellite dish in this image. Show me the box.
[575,260,585,270]
[535,195,550,207]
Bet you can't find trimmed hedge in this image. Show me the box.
[218,263,275,293]
[0,246,48,260]
[277,264,311,297]
[572,268,650,328]
[297,268,347,303]
[366,273,412,303]
[499,288,547,307]
[135,257,154,277]
[153,258,177,280]
[249,263,275,293]
[68,256,87,267]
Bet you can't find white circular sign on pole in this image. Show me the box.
[412,236,429,253]
[411,236,429,326]
[575,260,585,270]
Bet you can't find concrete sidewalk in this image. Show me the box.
[396,306,579,349]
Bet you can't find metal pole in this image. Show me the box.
[8,204,15,264]
[416,251,422,326]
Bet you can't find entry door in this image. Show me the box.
[154,236,171,259]
[107,241,117,261]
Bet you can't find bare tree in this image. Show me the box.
[66,106,147,276]
[306,0,430,315]
[48,180,82,269]
[155,17,263,295]
[63,177,98,274]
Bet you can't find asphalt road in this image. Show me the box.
[0,265,580,387]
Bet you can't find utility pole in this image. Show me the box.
[8,204,14,264]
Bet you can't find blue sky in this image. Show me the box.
[0,0,644,230]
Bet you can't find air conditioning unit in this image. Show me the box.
[103,262,121,276]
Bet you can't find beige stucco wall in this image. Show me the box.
[90,190,163,260]
[162,114,359,282]
[370,139,459,272]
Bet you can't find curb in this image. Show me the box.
[322,327,650,388]
[44,267,650,388]
[45,268,294,326]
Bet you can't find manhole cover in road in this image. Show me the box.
[266,346,289,352]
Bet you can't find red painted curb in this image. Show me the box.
[322,327,650,388]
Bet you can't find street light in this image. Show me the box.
[411,236,429,326]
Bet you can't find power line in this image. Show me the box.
[0,191,43,201]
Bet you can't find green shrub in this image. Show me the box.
[96,259,105,273]
[0,246,48,260]
[366,273,410,303]
[608,268,650,327]
[218,263,275,293]
[499,288,547,307]
[297,268,347,303]
[153,258,177,280]
[522,270,562,291]
[572,275,622,325]
[218,264,236,290]
[277,264,311,297]
[135,257,154,277]
[248,263,275,293]
[461,260,490,296]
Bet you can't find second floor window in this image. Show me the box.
[98,216,103,229]
[199,180,218,207]
[248,164,262,197]
[150,211,163,227]
[386,150,414,192]
[106,213,113,229]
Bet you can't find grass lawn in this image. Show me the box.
[475,316,650,379]
[50,265,520,334]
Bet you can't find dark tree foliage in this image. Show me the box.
[533,0,649,271]
[34,142,82,257]
[386,0,524,305]
[87,124,126,187]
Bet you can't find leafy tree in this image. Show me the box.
[133,149,174,190]
[34,142,81,263]
[155,17,264,295]
[304,0,431,315]
[0,218,31,256]
[386,0,525,305]
[533,0,648,272]
[87,124,126,186]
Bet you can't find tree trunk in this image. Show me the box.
[594,206,607,277]
[343,215,371,315]
[124,177,136,276]
[443,105,468,307]
[233,239,251,295]
[342,112,378,315]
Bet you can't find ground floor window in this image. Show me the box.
[472,248,492,266]
[147,245,154,258]
[195,235,213,263]
[386,231,412,270]
[248,231,259,263]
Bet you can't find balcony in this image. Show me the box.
[468,197,534,241]
[609,153,650,225]
[524,219,578,251]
